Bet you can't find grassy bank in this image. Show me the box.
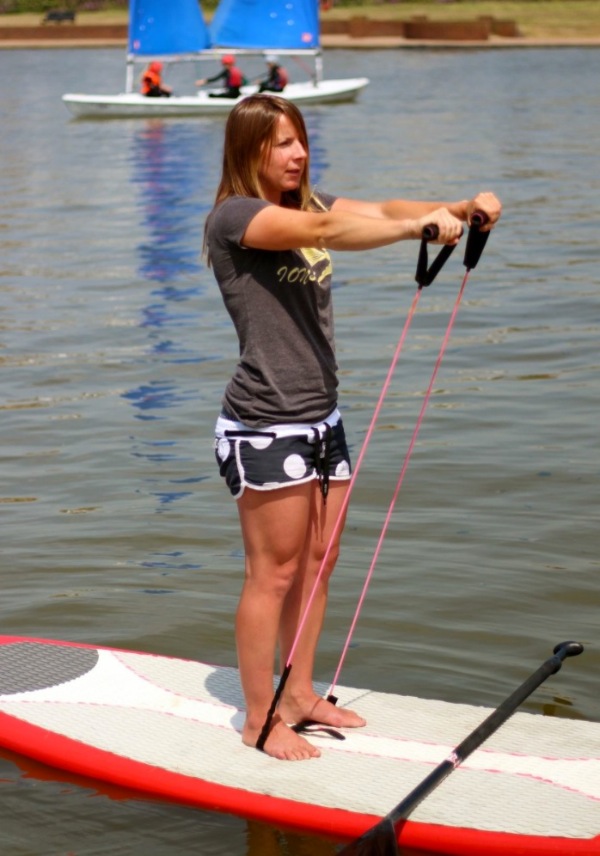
[1,1,599,40]
[325,2,600,39]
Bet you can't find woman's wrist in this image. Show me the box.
[447,199,470,222]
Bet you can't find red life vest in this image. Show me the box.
[277,67,288,88]
[227,66,243,88]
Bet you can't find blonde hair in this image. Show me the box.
[214,94,314,210]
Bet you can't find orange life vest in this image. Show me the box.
[141,62,163,95]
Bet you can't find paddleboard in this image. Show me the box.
[0,635,598,855]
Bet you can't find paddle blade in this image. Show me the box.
[337,818,398,855]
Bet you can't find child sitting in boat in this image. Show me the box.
[196,55,246,99]
[258,55,288,93]
[140,61,172,98]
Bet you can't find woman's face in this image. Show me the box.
[258,114,307,203]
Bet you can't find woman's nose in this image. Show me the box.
[292,141,307,160]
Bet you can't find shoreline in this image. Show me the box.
[1,22,600,50]
[2,34,600,50]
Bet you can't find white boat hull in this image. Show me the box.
[62,78,369,118]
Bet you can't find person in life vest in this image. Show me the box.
[196,55,246,99]
[140,61,172,98]
[258,55,288,93]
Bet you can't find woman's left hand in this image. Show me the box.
[468,192,502,231]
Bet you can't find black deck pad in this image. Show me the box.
[0,642,99,695]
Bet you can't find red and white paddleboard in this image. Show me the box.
[0,636,598,855]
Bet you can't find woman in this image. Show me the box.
[205,95,501,761]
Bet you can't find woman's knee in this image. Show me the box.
[307,537,341,581]
[244,554,300,597]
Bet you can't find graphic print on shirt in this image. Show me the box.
[276,246,332,287]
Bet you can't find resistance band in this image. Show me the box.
[328,213,489,699]
[257,215,490,747]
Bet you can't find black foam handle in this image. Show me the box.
[415,223,457,288]
[463,210,490,271]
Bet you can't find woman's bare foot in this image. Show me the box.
[242,713,321,761]
[280,694,366,729]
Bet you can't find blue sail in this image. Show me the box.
[128,0,211,56]
[210,0,319,50]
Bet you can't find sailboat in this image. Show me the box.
[62,0,369,119]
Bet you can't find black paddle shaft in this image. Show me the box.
[337,640,584,856]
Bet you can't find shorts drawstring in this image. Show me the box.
[312,423,332,503]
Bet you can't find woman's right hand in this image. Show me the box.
[416,207,464,245]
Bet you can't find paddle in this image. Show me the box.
[337,640,584,856]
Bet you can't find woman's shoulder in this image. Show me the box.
[310,189,337,211]
[210,195,270,222]
[206,196,271,244]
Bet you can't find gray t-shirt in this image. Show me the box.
[206,193,338,427]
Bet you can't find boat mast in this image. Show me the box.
[315,51,323,85]
[125,56,135,93]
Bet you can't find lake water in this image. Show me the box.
[1,44,599,855]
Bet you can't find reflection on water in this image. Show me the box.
[132,121,204,284]
[0,45,599,856]
[124,380,191,417]
[122,121,213,518]
[129,121,206,349]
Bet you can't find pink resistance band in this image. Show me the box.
[255,216,491,750]
[256,281,428,751]
[328,267,471,699]
[286,221,471,681]
[285,285,423,672]
[326,215,490,700]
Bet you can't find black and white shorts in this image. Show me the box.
[214,408,352,500]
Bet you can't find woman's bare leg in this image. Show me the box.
[277,481,366,729]
[235,483,321,760]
